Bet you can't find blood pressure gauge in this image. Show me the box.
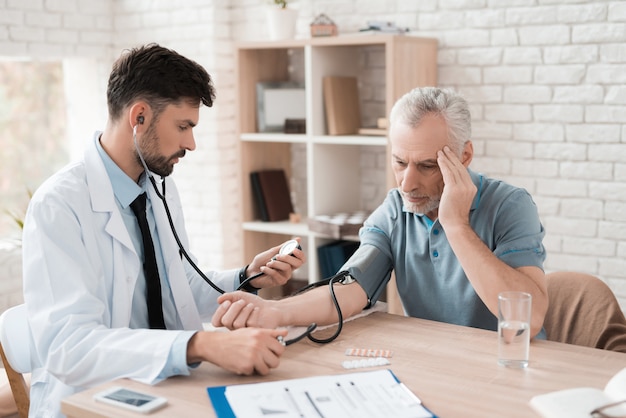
[273,239,301,260]
[241,239,303,289]
[280,239,301,256]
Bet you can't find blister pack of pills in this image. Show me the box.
[341,357,391,369]
[344,348,393,358]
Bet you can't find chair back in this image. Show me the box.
[0,304,31,418]
[543,271,626,352]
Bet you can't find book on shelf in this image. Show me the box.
[530,367,626,418]
[358,127,387,136]
[323,76,361,135]
[250,169,294,222]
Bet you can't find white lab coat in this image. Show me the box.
[22,134,238,417]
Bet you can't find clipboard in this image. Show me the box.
[206,386,235,418]
[207,369,437,418]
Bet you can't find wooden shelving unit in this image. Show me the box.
[236,34,438,302]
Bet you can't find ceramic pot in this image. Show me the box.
[265,7,298,40]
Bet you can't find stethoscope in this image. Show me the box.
[133,124,347,344]
[133,123,298,295]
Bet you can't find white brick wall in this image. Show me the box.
[231,0,626,310]
[110,1,238,270]
[0,0,237,313]
[3,0,626,313]
[0,0,115,313]
[407,0,626,307]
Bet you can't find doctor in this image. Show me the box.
[22,43,304,417]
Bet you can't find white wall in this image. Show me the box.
[0,0,116,311]
[0,0,239,313]
[0,0,239,273]
[3,0,626,310]
[110,1,238,270]
[234,0,626,308]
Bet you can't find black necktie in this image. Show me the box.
[130,193,166,329]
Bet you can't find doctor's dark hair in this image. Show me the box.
[106,43,216,122]
[389,87,471,156]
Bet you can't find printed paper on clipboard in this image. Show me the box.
[206,368,437,418]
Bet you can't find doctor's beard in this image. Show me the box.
[136,125,186,177]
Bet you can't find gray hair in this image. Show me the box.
[389,87,471,155]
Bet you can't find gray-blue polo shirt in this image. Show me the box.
[350,168,546,332]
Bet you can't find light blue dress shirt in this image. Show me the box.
[96,137,195,377]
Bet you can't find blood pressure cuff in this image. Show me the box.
[339,244,393,309]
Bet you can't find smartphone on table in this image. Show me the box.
[93,386,167,414]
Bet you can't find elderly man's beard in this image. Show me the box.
[400,190,441,215]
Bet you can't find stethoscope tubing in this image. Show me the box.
[134,126,343,344]
[152,174,345,345]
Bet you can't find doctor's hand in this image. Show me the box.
[187,327,287,375]
[212,291,283,330]
[436,146,477,231]
[244,238,305,289]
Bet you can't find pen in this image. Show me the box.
[304,391,325,418]
[284,387,304,417]
[336,382,356,407]
[350,381,367,400]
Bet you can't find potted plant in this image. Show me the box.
[266,0,298,40]
[3,189,31,242]
[0,193,30,312]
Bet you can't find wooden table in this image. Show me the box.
[61,312,626,417]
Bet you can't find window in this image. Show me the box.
[0,60,69,239]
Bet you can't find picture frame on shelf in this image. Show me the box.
[256,81,305,132]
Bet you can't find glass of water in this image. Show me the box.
[498,291,532,368]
